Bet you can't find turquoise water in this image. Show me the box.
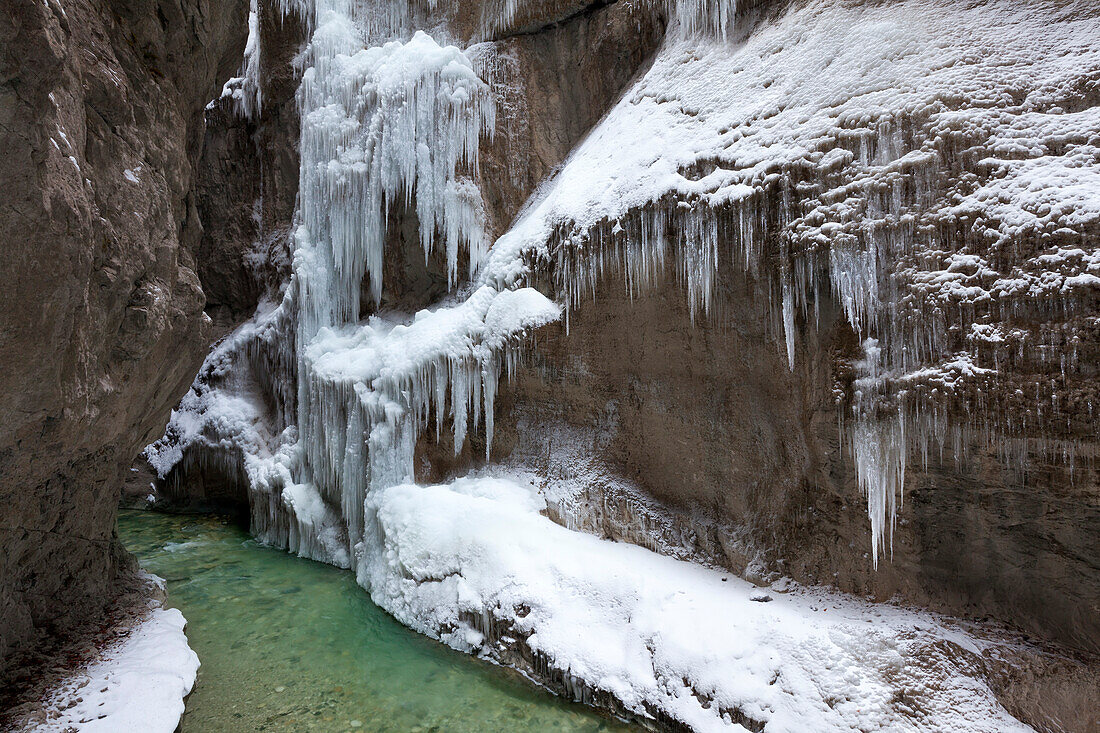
[118,510,634,733]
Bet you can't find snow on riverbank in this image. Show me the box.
[361,473,1032,733]
[25,576,199,733]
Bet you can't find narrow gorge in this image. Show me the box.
[1,0,1099,731]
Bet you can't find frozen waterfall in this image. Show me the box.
[150,0,557,566]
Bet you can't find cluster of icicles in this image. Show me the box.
[227,0,742,117]
[267,1,502,561]
[517,119,983,566]
[466,0,739,41]
[160,0,954,570]
[532,90,1092,566]
[181,0,566,567]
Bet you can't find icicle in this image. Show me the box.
[219,0,263,119]
[671,0,738,41]
[293,23,495,337]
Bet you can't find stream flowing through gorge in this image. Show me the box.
[1,0,1098,730]
[118,510,632,732]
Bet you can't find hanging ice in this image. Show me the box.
[293,19,496,337]
[151,0,557,568]
[474,0,1100,563]
[220,0,263,119]
[672,0,738,40]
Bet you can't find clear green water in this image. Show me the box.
[118,510,634,733]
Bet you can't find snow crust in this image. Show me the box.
[27,577,198,733]
[361,472,1031,733]
[489,0,1100,265]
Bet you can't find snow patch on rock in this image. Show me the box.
[26,576,198,733]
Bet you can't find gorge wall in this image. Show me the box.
[158,0,1099,658]
[0,0,247,679]
[4,0,1098,727]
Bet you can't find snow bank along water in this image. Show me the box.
[361,472,1031,732]
[26,575,198,733]
[147,0,1097,728]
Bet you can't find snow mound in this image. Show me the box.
[27,577,198,733]
[361,473,1031,733]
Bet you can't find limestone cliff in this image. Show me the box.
[0,0,247,680]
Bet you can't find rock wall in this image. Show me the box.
[194,1,305,332]
[0,0,247,679]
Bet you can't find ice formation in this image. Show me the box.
[484,0,1100,562]
[294,18,494,331]
[220,0,263,119]
[150,0,555,568]
[672,0,739,40]
[159,0,1100,579]
[149,0,1096,726]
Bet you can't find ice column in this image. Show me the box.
[849,339,906,567]
[279,1,503,560]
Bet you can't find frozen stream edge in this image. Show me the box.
[24,573,199,733]
[359,472,1033,733]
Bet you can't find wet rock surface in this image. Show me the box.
[194,2,305,331]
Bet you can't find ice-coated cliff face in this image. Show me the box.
[147,0,1100,728]
[489,0,1100,565]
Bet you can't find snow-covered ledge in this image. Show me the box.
[360,473,1033,732]
[26,573,199,733]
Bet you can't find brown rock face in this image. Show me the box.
[194,2,305,331]
[477,271,1100,658]
[0,0,247,678]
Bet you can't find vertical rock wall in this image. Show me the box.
[0,0,247,679]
